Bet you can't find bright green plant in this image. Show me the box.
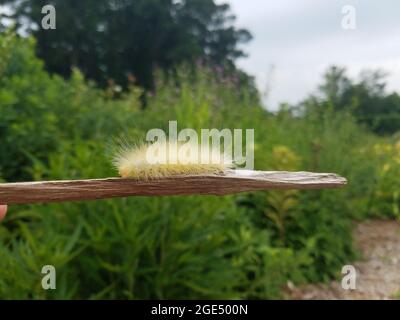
[368,139,400,219]
[0,31,395,299]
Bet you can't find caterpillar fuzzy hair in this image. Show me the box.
[113,140,234,179]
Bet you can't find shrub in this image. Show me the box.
[0,32,389,298]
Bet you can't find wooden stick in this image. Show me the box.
[0,170,347,205]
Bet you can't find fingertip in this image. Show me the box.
[0,205,7,221]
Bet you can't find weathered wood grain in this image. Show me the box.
[0,170,347,205]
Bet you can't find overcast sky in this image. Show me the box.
[222,0,400,110]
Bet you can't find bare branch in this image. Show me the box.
[0,170,347,205]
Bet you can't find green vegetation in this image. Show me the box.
[311,66,400,135]
[0,32,399,299]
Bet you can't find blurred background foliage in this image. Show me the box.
[0,0,400,299]
[0,0,254,92]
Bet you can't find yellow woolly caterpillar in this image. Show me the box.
[113,140,234,179]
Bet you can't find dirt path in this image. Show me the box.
[288,220,400,300]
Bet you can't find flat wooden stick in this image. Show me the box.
[0,170,347,205]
